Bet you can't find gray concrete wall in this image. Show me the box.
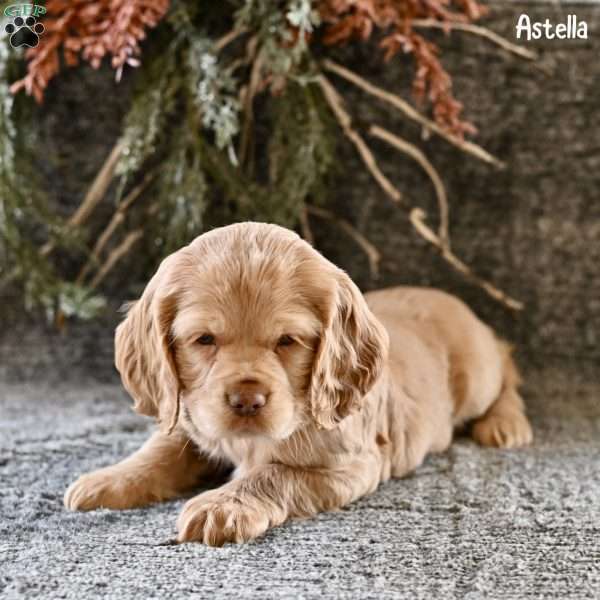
[324,1,600,368]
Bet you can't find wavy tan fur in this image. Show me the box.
[65,222,533,545]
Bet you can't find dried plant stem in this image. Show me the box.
[76,172,154,285]
[319,74,523,310]
[239,48,264,167]
[68,141,124,227]
[412,19,538,61]
[40,140,124,258]
[88,229,144,291]
[307,205,381,278]
[369,124,449,248]
[299,205,314,245]
[410,209,523,310]
[214,27,247,53]
[318,75,403,204]
[88,202,159,290]
[321,59,505,169]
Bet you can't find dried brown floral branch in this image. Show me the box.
[318,0,488,136]
[11,0,170,102]
[307,205,381,278]
[321,59,505,169]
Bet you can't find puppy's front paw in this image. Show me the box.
[472,412,533,449]
[177,489,269,546]
[64,466,159,511]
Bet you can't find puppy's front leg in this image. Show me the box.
[65,430,213,511]
[177,458,379,546]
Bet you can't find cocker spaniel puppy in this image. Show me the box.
[65,222,532,545]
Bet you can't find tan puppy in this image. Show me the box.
[65,222,532,545]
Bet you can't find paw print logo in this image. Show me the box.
[5,15,44,48]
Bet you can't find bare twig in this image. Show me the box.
[76,172,154,285]
[239,47,265,167]
[369,124,449,248]
[88,203,159,291]
[67,140,124,228]
[88,229,144,291]
[318,75,403,204]
[299,205,314,245]
[40,140,124,258]
[412,19,538,61]
[410,209,524,310]
[318,74,523,310]
[214,27,247,53]
[321,59,505,169]
[307,205,381,278]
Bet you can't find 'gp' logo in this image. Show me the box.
[4,4,47,18]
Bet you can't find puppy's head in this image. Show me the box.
[115,222,388,440]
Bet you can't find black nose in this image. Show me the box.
[226,380,268,416]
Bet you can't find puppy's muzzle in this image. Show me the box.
[226,380,269,417]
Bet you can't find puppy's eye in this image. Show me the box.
[277,335,295,347]
[196,334,215,346]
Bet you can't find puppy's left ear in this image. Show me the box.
[310,272,389,429]
[115,252,188,433]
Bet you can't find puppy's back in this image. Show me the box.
[365,286,505,424]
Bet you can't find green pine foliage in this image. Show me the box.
[0,41,106,321]
[265,82,334,224]
[0,0,337,321]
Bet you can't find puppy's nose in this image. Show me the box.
[226,380,269,417]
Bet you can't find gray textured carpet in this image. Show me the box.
[1,365,599,599]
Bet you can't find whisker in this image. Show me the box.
[177,438,192,460]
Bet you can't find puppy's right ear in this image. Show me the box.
[114,253,185,430]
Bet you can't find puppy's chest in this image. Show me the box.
[185,425,274,474]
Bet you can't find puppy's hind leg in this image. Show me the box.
[471,343,533,449]
[65,430,214,511]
